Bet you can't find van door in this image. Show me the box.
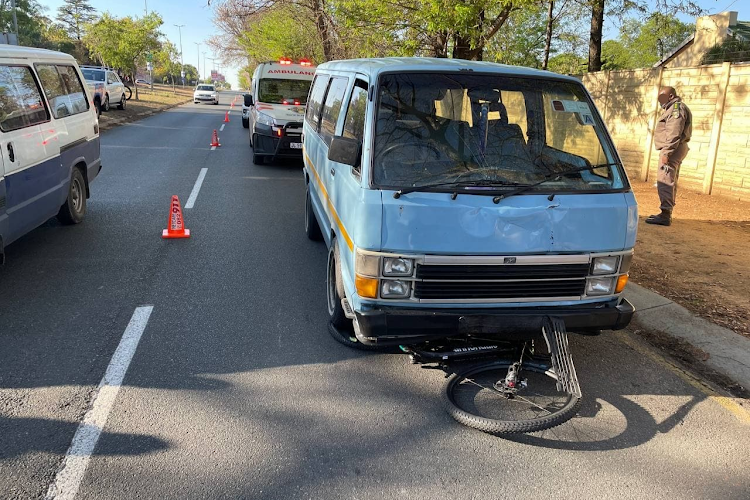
[315,75,349,237]
[328,77,370,279]
[0,64,55,243]
[303,73,331,239]
[0,152,7,252]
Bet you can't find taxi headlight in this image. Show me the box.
[256,111,274,127]
[383,257,414,277]
[591,256,619,275]
[586,277,615,296]
[381,279,410,298]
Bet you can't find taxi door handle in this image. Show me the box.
[7,142,15,163]
[330,168,336,176]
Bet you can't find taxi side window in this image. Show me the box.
[36,64,89,119]
[0,65,49,132]
[305,75,329,132]
[342,80,367,143]
[319,76,348,146]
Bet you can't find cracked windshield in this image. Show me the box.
[374,73,624,191]
[2,0,749,498]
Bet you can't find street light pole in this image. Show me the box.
[194,42,200,85]
[174,24,185,86]
[202,52,207,81]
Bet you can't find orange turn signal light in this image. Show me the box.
[615,274,629,293]
[355,275,378,299]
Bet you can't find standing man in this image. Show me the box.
[647,86,692,226]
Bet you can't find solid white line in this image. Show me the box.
[45,306,154,500]
[210,146,216,151]
[220,124,225,132]
[185,168,208,209]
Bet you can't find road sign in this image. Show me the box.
[181,71,185,78]
[146,52,153,62]
[146,62,153,71]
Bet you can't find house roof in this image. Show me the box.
[655,16,750,67]
[728,20,750,41]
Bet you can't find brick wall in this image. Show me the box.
[581,62,750,202]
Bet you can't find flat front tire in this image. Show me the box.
[57,168,86,225]
[327,241,349,329]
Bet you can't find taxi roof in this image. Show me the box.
[0,45,76,62]
[316,57,580,83]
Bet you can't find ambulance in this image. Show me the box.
[245,58,316,164]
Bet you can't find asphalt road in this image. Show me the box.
[1,93,749,500]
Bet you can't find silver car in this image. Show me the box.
[193,84,219,105]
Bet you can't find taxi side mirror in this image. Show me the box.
[244,94,253,107]
[328,136,361,168]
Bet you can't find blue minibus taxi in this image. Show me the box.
[302,57,636,348]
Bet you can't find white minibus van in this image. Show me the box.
[0,46,101,263]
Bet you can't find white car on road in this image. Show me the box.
[194,84,219,105]
[81,66,127,112]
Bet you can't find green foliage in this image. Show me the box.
[485,5,547,67]
[701,37,750,65]
[85,13,163,99]
[601,13,693,69]
[547,53,587,75]
[85,12,163,72]
[237,6,324,64]
[56,0,97,40]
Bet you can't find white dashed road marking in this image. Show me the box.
[185,168,208,209]
[45,306,154,500]
[220,124,225,132]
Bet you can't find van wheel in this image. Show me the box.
[327,241,349,329]
[305,188,323,241]
[253,153,264,165]
[103,94,110,112]
[242,117,249,128]
[57,168,86,225]
[118,95,126,110]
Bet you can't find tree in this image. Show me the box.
[701,37,750,65]
[85,13,163,100]
[600,13,693,69]
[56,0,97,40]
[588,0,604,72]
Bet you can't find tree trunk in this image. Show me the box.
[542,0,554,70]
[452,34,474,60]
[312,0,334,61]
[588,0,604,72]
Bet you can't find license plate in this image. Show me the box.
[289,143,303,149]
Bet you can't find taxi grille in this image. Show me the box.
[414,263,589,300]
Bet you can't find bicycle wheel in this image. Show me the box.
[124,86,133,100]
[444,360,580,434]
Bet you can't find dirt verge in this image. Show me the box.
[630,181,750,337]
[98,84,194,132]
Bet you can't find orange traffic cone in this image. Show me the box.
[223,111,230,123]
[210,129,220,147]
[162,195,190,239]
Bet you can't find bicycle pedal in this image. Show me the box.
[542,317,582,398]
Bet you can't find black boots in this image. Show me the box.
[645,209,672,226]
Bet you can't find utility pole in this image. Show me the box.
[10,0,19,40]
[174,24,185,86]
[144,0,148,15]
[194,42,200,85]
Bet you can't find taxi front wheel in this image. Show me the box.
[327,241,348,328]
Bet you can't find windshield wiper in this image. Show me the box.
[393,180,519,199]
[491,163,620,204]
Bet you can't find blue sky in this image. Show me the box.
[37,0,745,88]
[39,0,240,87]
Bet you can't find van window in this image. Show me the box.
[56,65,89,114]
[36,65,89,119]
[374,72,623,192]
[0,65,49,132]
[258,78,311,104]
[342,80,367,143]
[305,75,329,130]
[319,77,348,146]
